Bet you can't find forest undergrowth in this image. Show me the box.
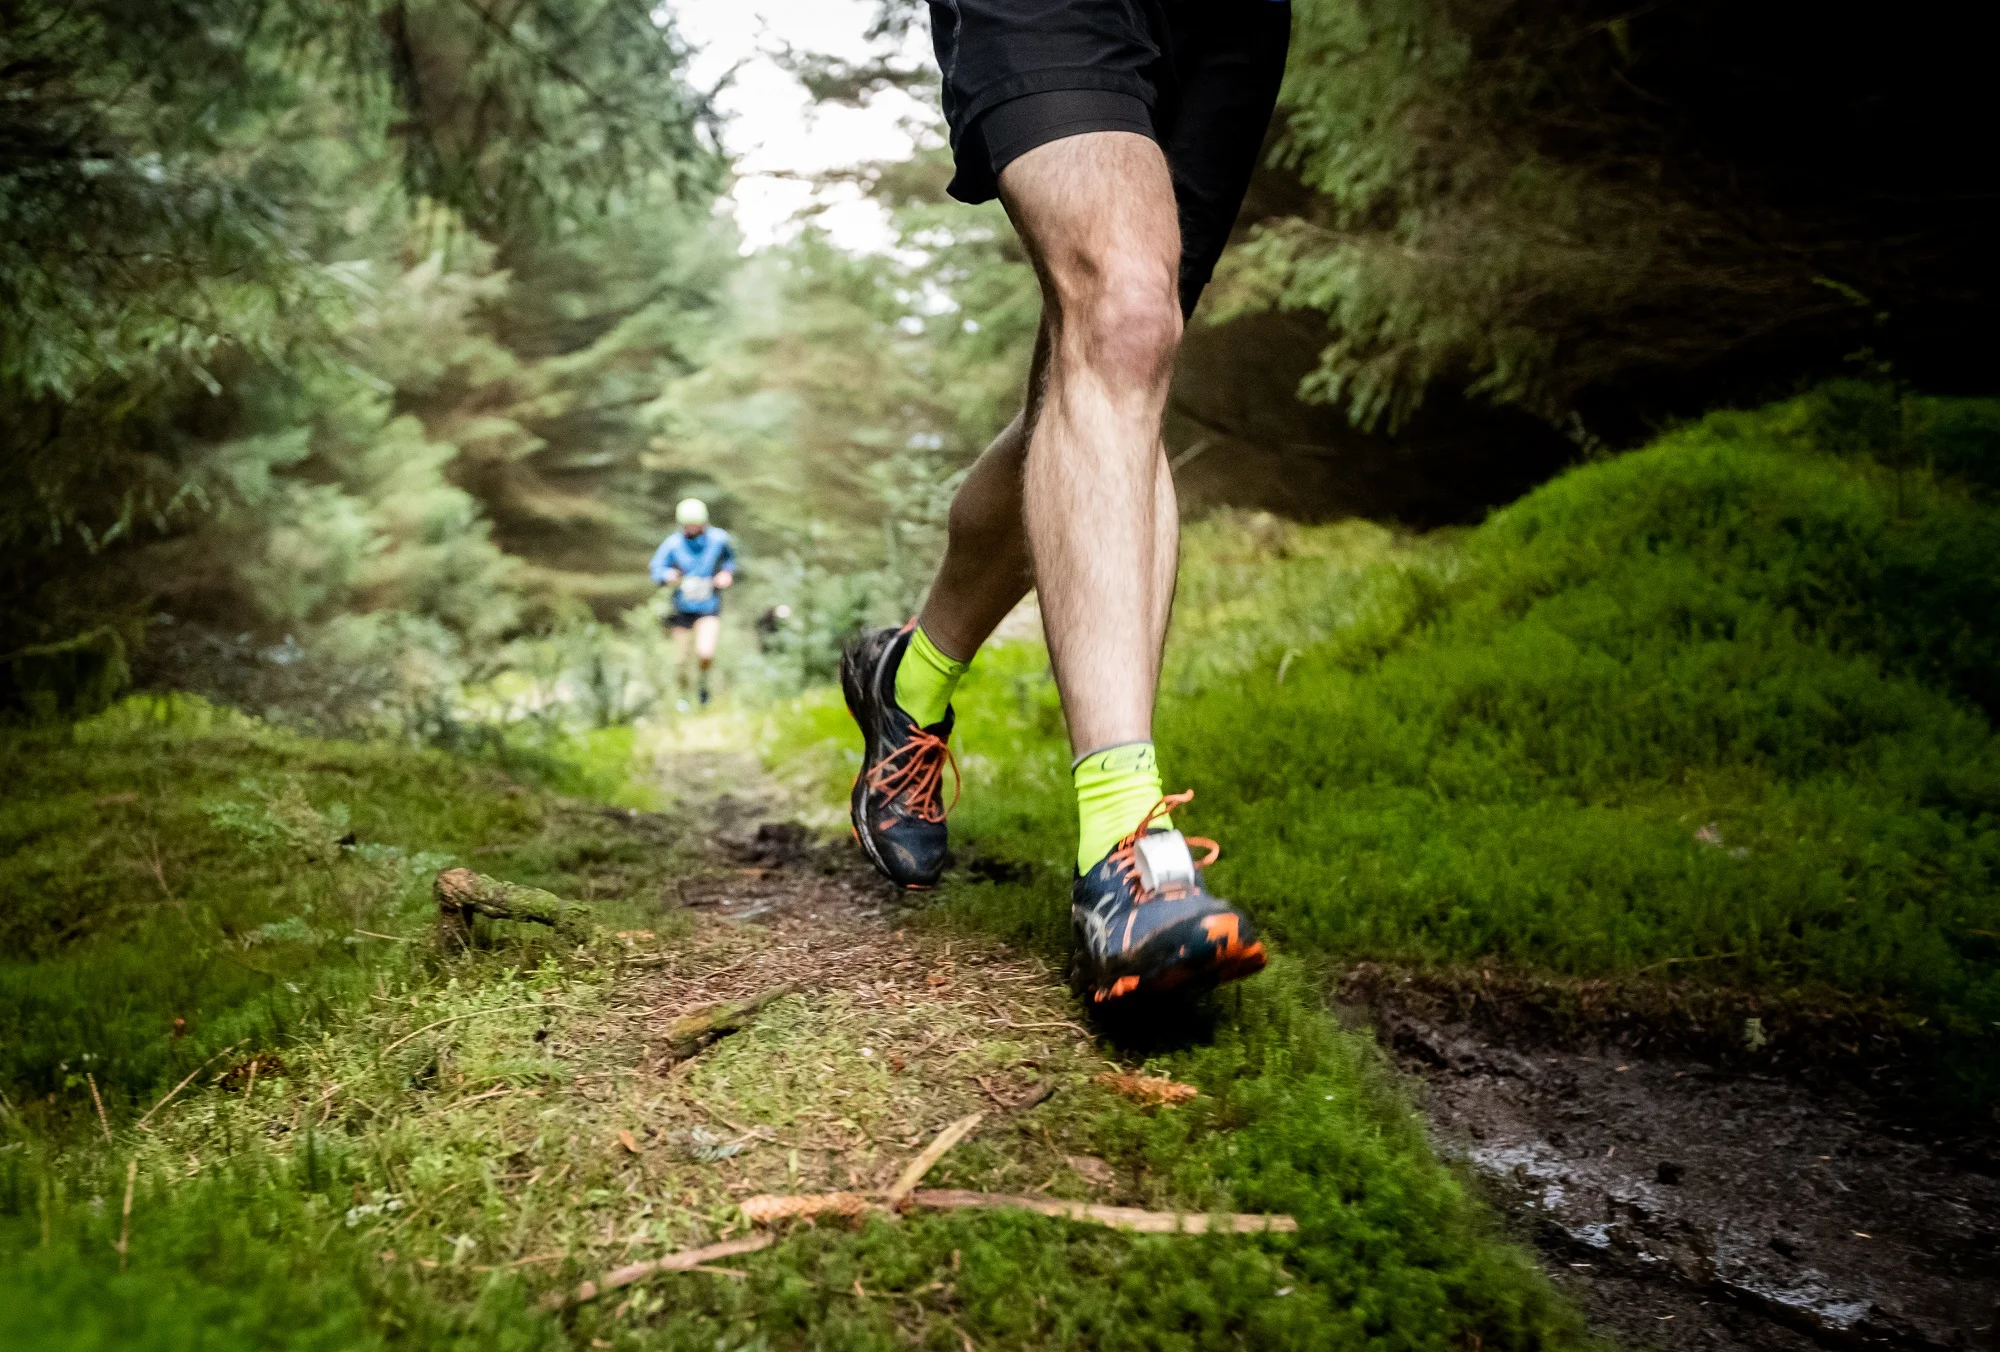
[7,383,1997,1349]
[0,696,1582,1350]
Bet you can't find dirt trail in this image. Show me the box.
[606,742,1121,1219]
[1356,989,2000,1352]
[638,734,1996,1349]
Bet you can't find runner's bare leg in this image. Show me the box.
[672,624,694,693]
[913,326,1047,662]
[693,615,721,669]
[915,132,1181,755]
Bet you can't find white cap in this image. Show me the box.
[675,498,709,527]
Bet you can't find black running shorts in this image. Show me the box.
[928,0,1292,315]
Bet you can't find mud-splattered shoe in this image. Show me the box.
[841,624,958,888]
[1070,791,1266,1004]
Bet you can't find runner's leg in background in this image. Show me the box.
[912,323,1049,663]
[672,622,694,699]
[693,615,721,704]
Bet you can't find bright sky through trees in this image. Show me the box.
[675,0,935,253]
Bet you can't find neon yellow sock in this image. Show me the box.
[893,624,969,728]
[1073,741,1170,872]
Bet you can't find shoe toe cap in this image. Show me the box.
[874,818,947,886]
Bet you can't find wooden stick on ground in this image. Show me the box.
[434,868,594,947]
[660,984,799,1063]
[86,1072,111,1142]
[886,1113,982,1208]
[542,1233,774,1309]
[135,1043,238,1131]
[737,1188,1298,1235]
[116,1158,137,1271]
[907,1190,1299,1234]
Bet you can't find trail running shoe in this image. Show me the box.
[842,623,957,888]
[1071,791,1266,1004]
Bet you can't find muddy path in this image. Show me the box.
[1347,982,2000,1352]
[618,744,1122,1213]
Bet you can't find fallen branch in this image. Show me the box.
[737,1189,1298,1235]
[1635,950,1743,974]
[136,1043,239,1130]
[116,1157,137,1271]
[543,1233,774,1309]
[434,869,593,947]
[909,1190,1298,1234]
[660,984,799,1062]
[466,1252,566,1272]
[86,1072,111,1142]
[886,1112,982,1207]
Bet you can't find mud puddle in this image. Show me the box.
[1351,983,2000,1350]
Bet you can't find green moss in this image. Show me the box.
[0,1155,561,1352]
[0,695,681,1113]
[0,626,131,723]
[929,385,2000,1104]
[3,690,1585,1352]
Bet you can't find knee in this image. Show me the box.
[1051,256,1181,389]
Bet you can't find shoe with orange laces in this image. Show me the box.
[841,624,958,888]
[1070,791,1266,1004]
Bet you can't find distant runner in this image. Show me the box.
[842,0,1288,1003]
[649,498,735,709]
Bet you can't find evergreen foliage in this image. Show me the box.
[1,0,725,703]
[1210,0,2000,443]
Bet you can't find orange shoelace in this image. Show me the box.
[1107,789,1219,901]
[864,727,960,823]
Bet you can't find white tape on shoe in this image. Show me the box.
[1134,831,1197,892]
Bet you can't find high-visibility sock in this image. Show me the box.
[892,623,969,728]
[1073,741,1170,873]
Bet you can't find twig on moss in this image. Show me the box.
[659,984,799,1063]
[738,1187,1298,1235]
[886,1113,982,1207]
[1634,950,1742,974]
[543,1233,774,1309]
[116,1158,137,1271]
[908,1190,1298,1234]
[86,1072,111,1142]
[136,1043,238,1130]
[434,868,593,947]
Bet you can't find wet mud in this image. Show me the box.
[1351,979,2000,1351]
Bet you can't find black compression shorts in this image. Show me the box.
[928,0,1292,316]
